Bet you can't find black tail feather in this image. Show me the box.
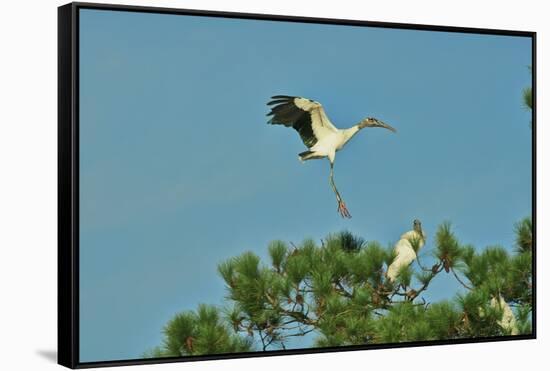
[299,150,312,159]
[299,150,325,161]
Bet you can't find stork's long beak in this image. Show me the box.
[370,119,397,133]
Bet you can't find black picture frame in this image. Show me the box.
[58,2,537,368]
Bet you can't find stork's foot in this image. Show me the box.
[337,200,352,219]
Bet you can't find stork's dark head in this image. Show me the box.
[413,219,422,233]
[358,117,397,132]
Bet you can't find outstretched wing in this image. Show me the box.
[266,95,338,148]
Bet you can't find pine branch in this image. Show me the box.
[408,263,443,302]
[451,267,473,290]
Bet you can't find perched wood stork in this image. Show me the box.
[489,295,519,335]
[387,219,426,282]
[266,95,396,218]
[478,294,519,335]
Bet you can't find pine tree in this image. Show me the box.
[146,218,532,356]
[143,304,253,357]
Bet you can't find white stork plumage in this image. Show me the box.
[489,295,519,335]
[266,95,396,218]
[387,219,426,282]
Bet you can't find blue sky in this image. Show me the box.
[78,9,532,362]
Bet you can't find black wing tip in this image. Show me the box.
[266,117,281,125]
[267,100,286,106]
[271,95,294,99]
[267,95,296,106]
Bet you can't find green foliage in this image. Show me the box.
[425,301,462,339]
[149,218,532,356]
[395,265,413,287]
[334,230,366,253]
[515,304,533,334]
[268,240,288,272]
[434,222,462,273]
[458,223,532,307]
[456,289,503,337]
[144,304,253,357]
[515,217,532,252]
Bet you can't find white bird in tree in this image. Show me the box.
[387,219,426,282]
[266,95,396,218]
[489,295,519,335]
[478,294,520,335]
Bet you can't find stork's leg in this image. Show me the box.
[329,164,342,201]
[329,162,351,218]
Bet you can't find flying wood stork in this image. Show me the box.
[387,219,426,282]
[266,95,396,218]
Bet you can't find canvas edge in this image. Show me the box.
[72,1,535,35]
[57,1,537,369]
[58,3,79,369]
[530,31,537,340]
